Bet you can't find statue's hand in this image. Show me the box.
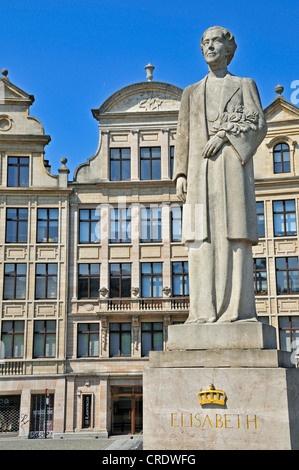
[176,176,187,203]
[203,134,228,159]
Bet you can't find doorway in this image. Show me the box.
[111,386,142,435]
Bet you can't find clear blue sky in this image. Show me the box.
[1,0,298,178]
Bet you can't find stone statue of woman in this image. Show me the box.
[173,26,267,323]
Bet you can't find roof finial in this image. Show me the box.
[145,63,155,82]
[275,84,284,96]
[1,69,8,79]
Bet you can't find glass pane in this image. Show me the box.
[289,271,299,293]
[110,149,120,160]
[78,278,88,299]
[257,215,265,237]
[90,221,100,243]
[90,264,100,275]
[279,317,290,328]
[140,160,150,180]
[152,275,162,297]
[4,277,15,299]
[121,277,131,297]
[18,220,28,242]
[273,201,284,212]
[49,209,58,219]
[285,200,295,212]
[142,277,151,297]
[36,264,46,275]
[90,277,99,298]
[37,221,48,242]
[153,263,162,274]
[153,332,163,351]
[46,321,56,332]
[110,333,120,356]
[288,257,298,269]
[286,213,296,235]
[184,275,189,295]
[121,160,130,181]
[89,334,99,356]
[2,335,12,358]
[78,323,89,332]
[79,264,89,275]
[110,160,120,181]
[6,221,17,242]
[2,321,13,333]
[276,271,287,294]
[291,317,299,328]
[48,221,58,242]
[90,323,99,332]
[19,166,29,187]
[15,277,26,298]
[274,214,284,236]
[38,209,48,219]
[80,210,90,220]
[45,334,55,357]
[7,166,18,186]
[151,148,161,158]
[122,323,131,331]
[110,323,120,331]
[280,330,290,352]
[13,334,24,358]
[141,323,151,331]
[256,258,266,270]
[79,221,89,243]
[141,263,151,274]
[33,334,44,357]
[173,275,183,296]
[78,334,88,357]
[283,161,290,172]
[151,159,161,180]
[140,148,150,159]
[47,277,57,298]
[173,262,183,274]
[121,332,131,355]
[276,258,287,270]
[110,277,120,297]
[48,264,58,275]
[141,332,151,356]
[256,272,267,293]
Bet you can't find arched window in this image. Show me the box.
[273,143,290,173]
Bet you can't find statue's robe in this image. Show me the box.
[173,73,267,322]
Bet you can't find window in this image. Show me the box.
[37,209,59,243]
[110,263,131,298]
[110,207,131,243]
[253,258,267,295]
[273,200,296,237]
[171,205,182,242]
[35,264,58,299]
[141,322,163,356]
[78,264,100,299]
[4,264,26,299]
[140,147,161,180]
[77,323,99,357]
[110,148,131,181]
[172,262,189,296]
[6,208,28,243]
[1,321,24,358]
[7,157,29,187]
[33,320,56,358]
[279,317,299,352]
[276,257,299,294]
[256,202,265,238]
[273,143,290,173]
[141,262,162,297]
[109,323,131,357]
[140,206,161,242]
[170,146,175,179]
[79,209,100,244]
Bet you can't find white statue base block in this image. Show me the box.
[143,322,299,450]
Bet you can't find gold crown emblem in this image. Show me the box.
[198,384,226,406]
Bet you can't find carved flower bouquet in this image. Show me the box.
[213,103,259,136]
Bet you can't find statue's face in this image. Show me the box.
[201,29,229,66]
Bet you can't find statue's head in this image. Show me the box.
[200,26,237,66]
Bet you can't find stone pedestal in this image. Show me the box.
[143,322,299,450]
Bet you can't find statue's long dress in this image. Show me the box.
[187,77,257,323]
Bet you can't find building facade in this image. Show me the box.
[0,67,298,438]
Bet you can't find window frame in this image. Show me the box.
[253,258,267,295]
[33,320,56,358]
[3,263,27,300]
[273,143,291,174]
[279,316,299,353]
[7,156,29,187]
[140,206,162,243]
[172,261,189,296]
[140,147,161,180]
[78,263,100,299]
[1,320,25,359]
[141,322,163,356]
[37,208,59,243]
[273,200,296,237]
[77,323,100,358]
[109,323,131,357]
[79,208,100,244]
[109,263,131,298]
[35,263,58,300]
[109,147,131,181]
[110,207,131,243]
[6,208,28,243]
[275,257,299,295]
[141,262,163,298]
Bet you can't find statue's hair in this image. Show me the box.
[200,26,237,65]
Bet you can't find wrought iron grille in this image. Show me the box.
[0,395,21,434]
[29,393,54,439]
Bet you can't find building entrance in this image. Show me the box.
[111,386,142,435]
